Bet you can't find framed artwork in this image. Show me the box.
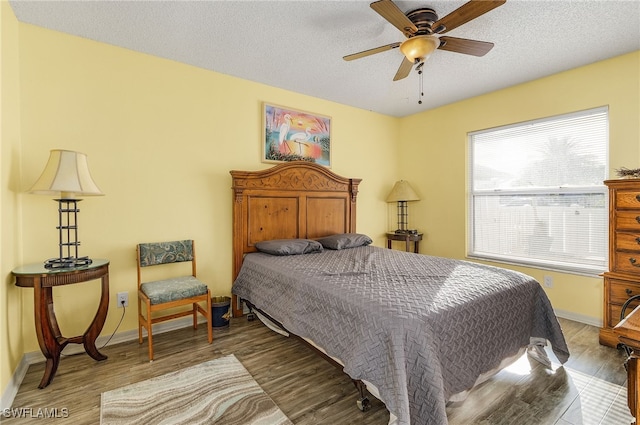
[262,103,331,167]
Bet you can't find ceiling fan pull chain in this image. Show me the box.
[418,68,424,105]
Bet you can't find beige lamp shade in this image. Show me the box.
[399,35,439,62]
[29,149,104,199]
[386,180,420,202]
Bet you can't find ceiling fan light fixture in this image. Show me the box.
[399,35,439,62]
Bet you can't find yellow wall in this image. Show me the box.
[2,1,639,402]
[1,0,25,399]
[14,22,398,356]
[399,51,640,323]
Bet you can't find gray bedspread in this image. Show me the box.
[232,246,569,425]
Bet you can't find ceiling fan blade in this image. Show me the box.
[433,0,505,34]
[343,42,401,61]
[438,36,494,57]
[393,58,414,81]
[370,0,418,37]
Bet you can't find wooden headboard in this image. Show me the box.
[230,161,361,317]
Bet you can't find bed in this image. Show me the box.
[230,161,569,425]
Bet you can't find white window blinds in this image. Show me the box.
[468,107,608,275]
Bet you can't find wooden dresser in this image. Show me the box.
[600,178,640,347]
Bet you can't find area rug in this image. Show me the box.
[100,354,292,425]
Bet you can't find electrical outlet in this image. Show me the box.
[117,292,129,308]
[543,275,553,288]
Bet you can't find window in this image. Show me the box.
[468,107,608,275]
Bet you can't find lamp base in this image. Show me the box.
[44,256,93,269]
[394,229,418,235]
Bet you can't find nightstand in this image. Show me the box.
[386,232,423,253]
[12,259,110,388]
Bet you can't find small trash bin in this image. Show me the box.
[211,296,231,329]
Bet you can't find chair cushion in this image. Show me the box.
[140,276,208,305]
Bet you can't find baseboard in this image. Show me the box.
[0,355,29,411]
[1,316,198,409]
[554,309,602,328]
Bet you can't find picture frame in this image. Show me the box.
[262,102,331,167]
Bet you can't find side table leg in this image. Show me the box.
[83,273,110,361]
[34,284,63,389]
[39,356,61,390]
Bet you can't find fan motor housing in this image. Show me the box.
[406,8,438,35]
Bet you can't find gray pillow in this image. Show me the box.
[255,239,323,256]
[317,233,372,250]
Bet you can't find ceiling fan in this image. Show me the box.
[343,0,506,81]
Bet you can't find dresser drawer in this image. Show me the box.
[617,232,640,251]
[613,251,640,275]
[615,190,640,209]
[609,278,640,304]
[616,210,640,230]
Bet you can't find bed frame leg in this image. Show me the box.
[353,380,371,411]
[245,302,256,321]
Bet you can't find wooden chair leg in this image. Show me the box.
[146,299,154,361]
[147,329,153,362]
[138,291,213,360]
[628,354,639,422]
[137,297,143,344]
[192,303,198,330]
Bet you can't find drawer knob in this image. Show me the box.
[636,237,640,245]
[637,194,640,202]
[631,258,640,268]
[627,288,634,296]
[636,216,640,224]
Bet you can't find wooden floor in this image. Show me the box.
[5,317,635,424]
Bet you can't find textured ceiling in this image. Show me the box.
[9,0,640,117]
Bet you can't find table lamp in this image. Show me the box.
[386,180,420,234]
[29,149,104,268]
